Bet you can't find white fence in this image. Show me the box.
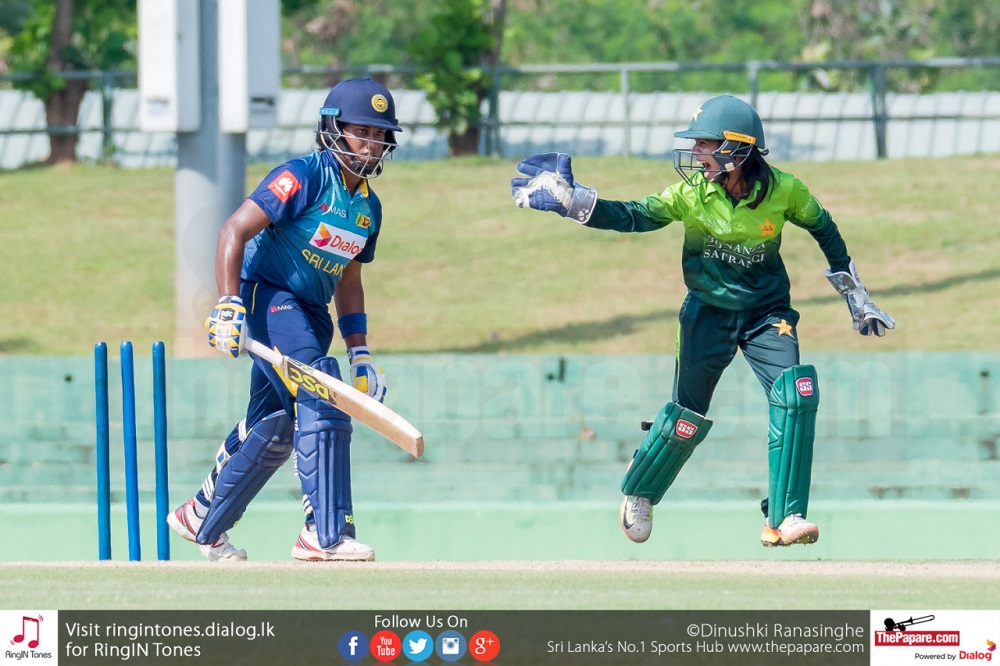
[2,87,999,169]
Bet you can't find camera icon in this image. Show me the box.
[436,630,467,662]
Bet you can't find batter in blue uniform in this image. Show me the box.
[168,78,401,561]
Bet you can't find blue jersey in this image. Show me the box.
[244,150,382,306]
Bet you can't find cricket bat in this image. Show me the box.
[245,338,423,458]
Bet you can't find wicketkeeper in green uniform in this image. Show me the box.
[510,95,895,547]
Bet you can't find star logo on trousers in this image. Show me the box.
[772,319,794,336]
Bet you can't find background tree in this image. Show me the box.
[0,0,31,72]
[280,0,432,88]
[500,0,806,92]
[6,0,135,164]
[408,0,504,156]
[799,0,938,92]
[930,0,1000,57]
[2,0,326,166]
[927,0,1000,89]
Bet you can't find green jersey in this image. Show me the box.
[586,169,850,311]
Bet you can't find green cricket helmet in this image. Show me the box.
[673,95,767,186]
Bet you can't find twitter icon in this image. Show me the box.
[403,630,434,662]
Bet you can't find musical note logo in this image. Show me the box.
[11,614,43,649]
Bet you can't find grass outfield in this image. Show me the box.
[1,154,999,355]
[2,561,999,610]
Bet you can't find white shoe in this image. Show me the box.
[761,513,819,547]
[167,498,247,561]
[291,525,375,561]
[620,495,652,543]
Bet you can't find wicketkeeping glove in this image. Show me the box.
[510,152,597,223]
[205,295,247,357]
[348,345,387,403]
[824,260,896,337]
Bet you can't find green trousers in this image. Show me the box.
[674,294,801,412]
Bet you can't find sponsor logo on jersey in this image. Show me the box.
[795,377,814,396]
[675,419,698,439]
[319,201,348,218]
[355,213,371,229]
[267,170,301,203]
[702,234,767,267]
[696,212,732,235]
[310,224,367,259]
[269,304,293,313]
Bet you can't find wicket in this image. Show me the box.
[94,341,170,561]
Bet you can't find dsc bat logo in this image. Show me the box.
[286,363,332,401]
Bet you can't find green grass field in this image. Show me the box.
[1,154,998,356]
[3,561,998,610]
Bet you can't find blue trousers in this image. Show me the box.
[240,280,335,426]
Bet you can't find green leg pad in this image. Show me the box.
[767,365,819,527]
[621,402,712,504]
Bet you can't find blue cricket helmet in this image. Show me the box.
[320,78,401,133]
[318,78,401,178]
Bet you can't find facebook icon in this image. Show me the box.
[338,630,368,662]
